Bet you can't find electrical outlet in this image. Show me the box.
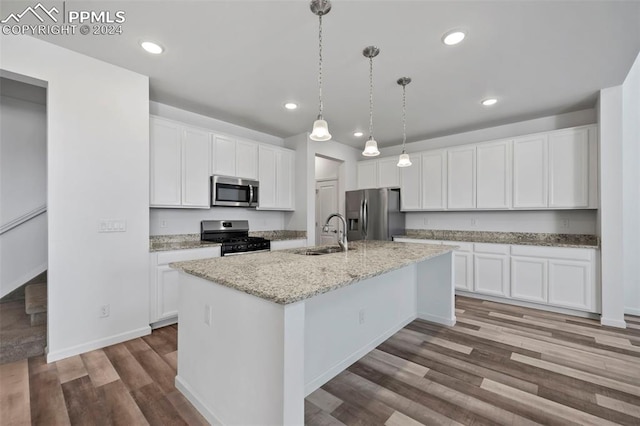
[100,304,110,318]
[471,218,478,227]
[204,304,212,326]
[160,220,167,228]
[561,219,570,230]
[424,218,431,226]
[358,309,365,325]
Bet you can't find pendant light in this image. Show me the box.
[309,0,332,141]
[397,77,412,167]
[362,46,381,156]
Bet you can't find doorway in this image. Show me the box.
[314,155,342,246]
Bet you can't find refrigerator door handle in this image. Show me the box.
[363,199,368,238]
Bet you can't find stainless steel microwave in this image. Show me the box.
[211,175,259,207]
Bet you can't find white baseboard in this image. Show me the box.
[303,314,415,397]
[46,326,151,363]
[417,311,456,327]
[175,375,225,426]
[600,317,627,329]
[625,307,640,316]
[151,316,178,329]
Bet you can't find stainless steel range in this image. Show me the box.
[200,220,270,256]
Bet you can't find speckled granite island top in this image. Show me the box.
[171,240,454,305]
[396,230,599,249]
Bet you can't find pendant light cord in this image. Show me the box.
[401,83,407,153]
[369,56,374,138]
[318,14,323,117]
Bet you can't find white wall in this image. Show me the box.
[598,86,626,327]
[1,36,151,361]
[381,108,596,156]
[407,210,597,234]
[284,133,310,232]
[0,79,48,297]
[149,102,288,234]
[150,207,284,235]
[622,53,640,315]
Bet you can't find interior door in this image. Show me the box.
[315,179,339,246]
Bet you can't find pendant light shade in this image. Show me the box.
[309,0,332,141]
[362,46,381,157]
[311,117,331,141]
[396,77,412,167]
[362,136,380,156]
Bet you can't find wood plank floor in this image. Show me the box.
[1,297,639,425]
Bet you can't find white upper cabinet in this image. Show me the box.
[447,146,476,209]
[181,128,210,207]
[357,161,378,189]
[150,116,209,208]
[548,127,589,208]
[377,157,400,188]
[150,117,181,207]
[236,140,259,180]
[211,136,259,180]
[258,145,295,210]
[421,150,447,210]
[476,140,511,209]
[399,159,421,210]
[513,135,548,208]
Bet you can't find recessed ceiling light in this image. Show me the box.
[481,98,498,106]
[442,30,466,46]
[284,102,298,110]
[353,131,364,137]
[140,41,163,54]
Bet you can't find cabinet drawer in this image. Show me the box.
[157,247,221,265]
[510,245,593,261]
[474,243,510,255]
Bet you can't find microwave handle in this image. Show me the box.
[249,184,255,205]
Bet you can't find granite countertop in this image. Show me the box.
[171,240,454,305]
[149,230,307,252]
[395,229,599,249]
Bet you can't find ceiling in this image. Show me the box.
[31,0,640,149]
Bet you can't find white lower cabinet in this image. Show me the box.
[149,246,221,326]
[473,244,510,297]
[395,237,599,313]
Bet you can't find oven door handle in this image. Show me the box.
[248,184,255,206]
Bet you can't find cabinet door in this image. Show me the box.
[236,140,258,180]
[377,157,400,188]
[548,259,592,311]
[421,151,447,210]
[447,146,476,209]
[150,118,181,206]
[357,161,378,189]
[212,135,236,176]
[453,252,474,291]
[513,135,548,208]
[181,127,210,207]
[258,145,277,208]
[399,159,421,210]
[548,128,589,208]
[477,141,511,209]
[511,256,548,303]
[474,253,510,297]
[275,149,294,210]
[156,265,179,320]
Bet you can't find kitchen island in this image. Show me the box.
[171,240,455,425]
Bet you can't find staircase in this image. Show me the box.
[0,272,47,364]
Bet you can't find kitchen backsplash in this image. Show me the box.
[149,207,285,236]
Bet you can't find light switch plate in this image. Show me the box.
[98,220,126,233]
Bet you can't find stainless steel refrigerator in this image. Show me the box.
[346,188,405,241]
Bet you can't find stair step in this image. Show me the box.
[25,283,47,315]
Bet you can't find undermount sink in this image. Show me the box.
[296,246,356,256]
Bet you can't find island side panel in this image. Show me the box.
[416,251,456,326]
[175,272,305,426]
[304,265,418,396]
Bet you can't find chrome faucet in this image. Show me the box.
[323,213,348,252]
